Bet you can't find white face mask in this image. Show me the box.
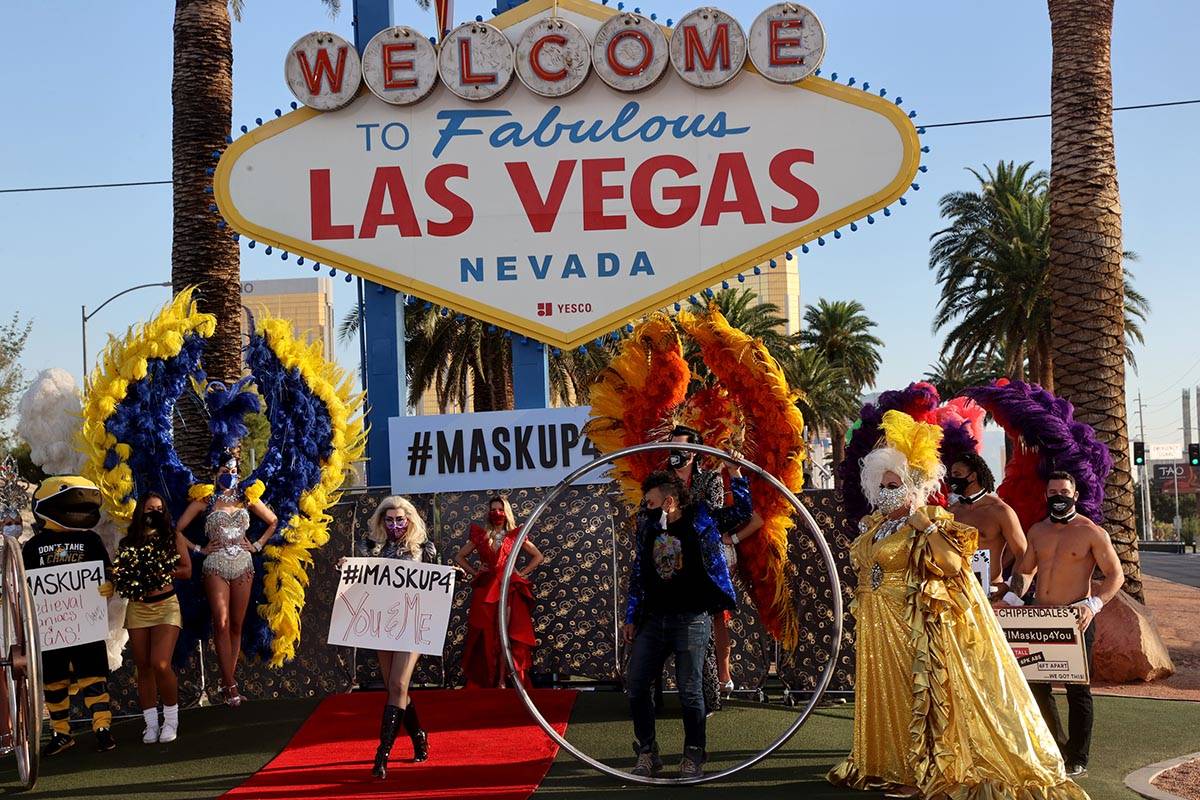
[2,524,21,537]
[875,486,910,514]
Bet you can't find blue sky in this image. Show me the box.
[3,0,1197,448]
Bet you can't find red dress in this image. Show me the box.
[462,524,538,688]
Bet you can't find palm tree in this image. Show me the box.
[172,0,345,471]
[923,353,1005,400]
[799,299,883,482]
[341,303,616,411]
[784,345,858,438]
[929,161,1148,392]
[1046,0,1142,600]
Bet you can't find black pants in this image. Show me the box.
[1029,623,1094,767]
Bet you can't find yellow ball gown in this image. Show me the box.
[828,506,1088,800]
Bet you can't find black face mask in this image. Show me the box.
[667,450,692,469]
[144,509,166,529]
[947,476,971,495]
[1047,495,1076,517]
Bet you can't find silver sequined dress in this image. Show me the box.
[202,507,253,581]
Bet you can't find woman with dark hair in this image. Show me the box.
[114,492,192,743]
[176,451,277,706]
[341,496,437,778]
[455,495,543,688]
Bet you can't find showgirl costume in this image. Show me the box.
[462,523,537,689]
[202,506,253,583]
[828,411,1087,800]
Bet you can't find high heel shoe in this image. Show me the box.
[402,702,428,763]
[221,683,245,707]
[373,705,402,779]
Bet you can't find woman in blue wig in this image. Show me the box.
[175,450,277,706]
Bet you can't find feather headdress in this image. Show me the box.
[678,306,805,648]
[963,379,1111,529]
[585,314,690,507]
[879,410,944,483]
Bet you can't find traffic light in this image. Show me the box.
[1190,443,1200,467]
[1133,441,1145,466]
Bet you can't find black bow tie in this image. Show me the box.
[1050,511,1077,525]
[961,490,987,505]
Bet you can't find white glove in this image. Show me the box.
[1074,596,1103,614]
[1002,591,1025,607]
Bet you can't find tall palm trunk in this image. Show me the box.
[172,0,241,473]
[1047,0,1141,600]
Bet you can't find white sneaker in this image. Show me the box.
[158,723,177,743]
[143,725,160,744]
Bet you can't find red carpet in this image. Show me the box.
[222,689,576,800]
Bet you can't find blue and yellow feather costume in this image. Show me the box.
[80,289,365,667]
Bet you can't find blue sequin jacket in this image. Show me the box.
[624,476,751,625]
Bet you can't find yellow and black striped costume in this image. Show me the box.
[23,477,114,734]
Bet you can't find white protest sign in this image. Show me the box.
[995,606,1089,684]
[26,561,109,652]
[971,548,991,594]
[389,405,607,493]
[328,558,456,656]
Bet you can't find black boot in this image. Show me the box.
[372,704,402,779]
[402,702,428,763]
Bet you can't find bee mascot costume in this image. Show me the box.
[23,476,117,757]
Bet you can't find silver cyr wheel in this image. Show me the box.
[498,441,843,785]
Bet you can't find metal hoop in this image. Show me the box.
[1,538,42,789]
[498,442,843,786]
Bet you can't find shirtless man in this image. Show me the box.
[947,451,1026,596]
[1005,471,1125,779]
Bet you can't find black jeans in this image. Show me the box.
[1029,622,1095,767]
[628,611,712,753]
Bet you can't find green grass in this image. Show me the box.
[0,697,319,799]
[2,693,1195,799]
[533,693,1200,800]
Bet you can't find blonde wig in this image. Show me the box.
[860,446,946,510]
[365,495,428,559]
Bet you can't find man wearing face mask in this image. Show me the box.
[946,451,1026,597]
[1004,471,1124,778]
[623,466,751,779]
[22,476,117,756]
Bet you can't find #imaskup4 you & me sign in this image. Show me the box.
[215,0,920,349]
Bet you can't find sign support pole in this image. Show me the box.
[354,0,402,486]
[492,0,550,409]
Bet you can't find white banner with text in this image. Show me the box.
[996,606,1089,684]
[389,406,606,493]
[26,561,109,652]
[327,558,457,656]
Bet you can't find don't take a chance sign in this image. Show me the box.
[215,0,920,348]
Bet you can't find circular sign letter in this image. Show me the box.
[748,3,825,84]
[285,31,362,110]
[363,26,438,105]
[669,7,748,88]
[515,18,591,98]
[438,21,514,102]
[592,13,669,92]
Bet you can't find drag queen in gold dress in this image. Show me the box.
[828,411,1087,800]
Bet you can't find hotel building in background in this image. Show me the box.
[241,277,335,356]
